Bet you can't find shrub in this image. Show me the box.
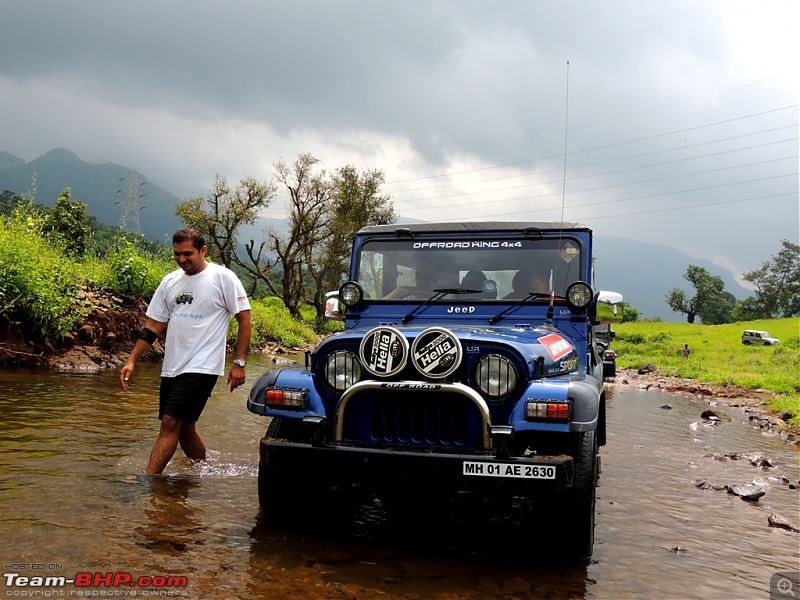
[103,240,173,297]
[0,209,85,340]
[617,332,646,344]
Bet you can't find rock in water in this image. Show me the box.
[727,483,766,501]
[768,513,800,533]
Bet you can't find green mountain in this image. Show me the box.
[0,148,182,242]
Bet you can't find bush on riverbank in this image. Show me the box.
[614,318,800,425]
[0,204,86,339]
[0,202,325,356]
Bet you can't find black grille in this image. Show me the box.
[342,388,483,449]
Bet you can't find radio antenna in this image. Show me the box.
[547,60,571,325]
[560,60,570,219]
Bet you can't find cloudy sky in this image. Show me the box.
[1,1,797,280]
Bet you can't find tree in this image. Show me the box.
[697,290,736,325]
[0,190,22,217]
[620,304,639,322]
[44,188,91,257]
[741,240,800,318]
[242,154,332,318]
[240,155,396,319]
[175,174,277,268]
[305,164,395,318]
[666,265,732,324]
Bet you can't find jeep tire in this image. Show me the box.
[560,430,598,561]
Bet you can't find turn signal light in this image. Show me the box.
[265,387,307,409]
[526,400,570,421]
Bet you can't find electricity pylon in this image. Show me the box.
[115,171,147,234]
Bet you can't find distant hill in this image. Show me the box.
[593,236,751,321]
[0,148,753,321]
[0,148,182,242]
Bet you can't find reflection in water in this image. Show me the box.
[137,476,204,553]
[0,359,798,599]
[246,503,592,599]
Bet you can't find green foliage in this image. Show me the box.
[617,332,646,344]
[620,303,639,322]
[232,297,318,349]
[0,203,85,339]
[0,190,23,216]
[666,265,734,324]
[43,189,91,257]
[742,240,800,318]
[86,220,165,260]
[99,240,173,296]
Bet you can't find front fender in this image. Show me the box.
[247,368,326,418]
[568,376,601,431]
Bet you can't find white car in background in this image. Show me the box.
[741,330,780,346]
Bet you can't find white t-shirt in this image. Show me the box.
[146,262,251,377]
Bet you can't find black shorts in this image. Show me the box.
[158,373,219,422]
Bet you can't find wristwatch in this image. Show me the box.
[233,358,246,368]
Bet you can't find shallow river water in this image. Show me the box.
[1,355,798,599]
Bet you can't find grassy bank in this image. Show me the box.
[613,318,800,425]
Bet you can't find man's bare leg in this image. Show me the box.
[146,415,182,474]
[178,421,206,461]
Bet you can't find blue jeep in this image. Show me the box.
[248,221,623,560]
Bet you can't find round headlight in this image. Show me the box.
[339,282,363,307]
[475,354,518,401]
[324,350,362,392]
[567,282,593,309]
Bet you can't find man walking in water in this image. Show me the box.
[120,227,252,474]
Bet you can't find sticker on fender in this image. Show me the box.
[463,461,556,479]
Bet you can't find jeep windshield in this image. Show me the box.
[355,235,585,302]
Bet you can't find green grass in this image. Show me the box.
[614,318,800,426]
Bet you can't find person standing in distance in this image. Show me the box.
[119,227,252,475]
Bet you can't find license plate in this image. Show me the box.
[462,461,556,479]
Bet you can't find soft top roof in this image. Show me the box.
[357,221,590,236]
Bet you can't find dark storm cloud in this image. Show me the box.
[0,0,797,277]
[0,1,727,163]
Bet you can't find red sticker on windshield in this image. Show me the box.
[539,334,573,360]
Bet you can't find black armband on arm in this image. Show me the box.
[137,328,159,345]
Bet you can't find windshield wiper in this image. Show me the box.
[489,292,553,325]
[402,288,481,324]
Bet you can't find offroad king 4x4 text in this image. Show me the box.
[248,222,623,561]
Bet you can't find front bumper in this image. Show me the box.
[260,438,575,493]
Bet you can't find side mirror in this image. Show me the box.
[595,290,624,324]
[324,291,344,321]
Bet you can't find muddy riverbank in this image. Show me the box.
[0,288,315,371]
